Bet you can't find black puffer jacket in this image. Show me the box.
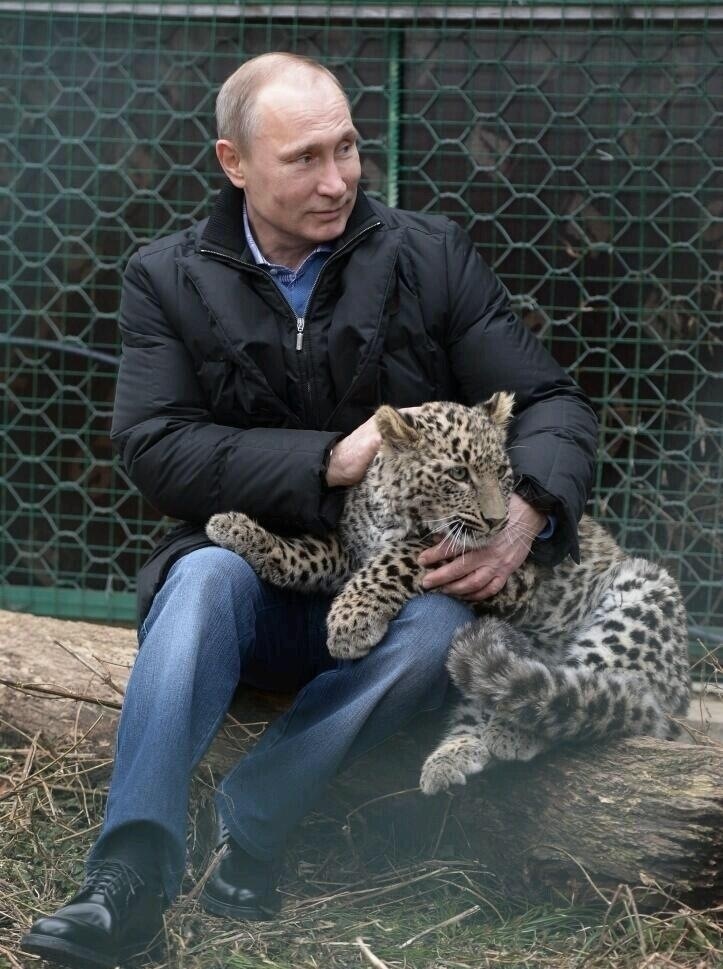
[111,183,598,626]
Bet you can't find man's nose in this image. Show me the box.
[317,160,346,197]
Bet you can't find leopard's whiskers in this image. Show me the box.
[441,520,464,558]
[456,522,469,558]
[435,527,455,557]
[504,521,537,550]
[420,515,458,543]
[506,520,540,540]
[451,522,465,557]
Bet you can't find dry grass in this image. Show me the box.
[1,714,721,969]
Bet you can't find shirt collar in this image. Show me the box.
[242,201,334,272]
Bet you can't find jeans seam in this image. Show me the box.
[189,697,241,768]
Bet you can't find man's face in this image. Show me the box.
[223,73,362,260]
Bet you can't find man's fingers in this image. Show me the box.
[399,405,424,416]
[419,540,486,568]
[420,560,471,588]
[440,569,505,597]
[422,558,494,590]
[479,574,508,598]
[417,540,451,566]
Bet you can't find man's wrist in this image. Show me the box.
[323,441,341,488]
[513,477,558,538]
[325,448,340,487]
[511,495,556,544]
[509,492,546,539]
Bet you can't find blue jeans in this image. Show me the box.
[86,547,473,902]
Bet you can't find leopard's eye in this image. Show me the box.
[448,467,469,481]
[498,463,510,477]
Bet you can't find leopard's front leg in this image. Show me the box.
[419,705,546,795]
[326,542,426,660]
[419,700,492,795]
[206,512,351,593]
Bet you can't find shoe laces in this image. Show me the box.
[82,860,149,918]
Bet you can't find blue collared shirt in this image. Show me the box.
[243,203,333,318]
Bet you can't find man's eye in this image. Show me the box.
[298,154,313,165]
[338,142,353,155]
[448,467,468,481]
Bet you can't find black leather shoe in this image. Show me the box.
[20,859,167,968]
[199,810,281,920]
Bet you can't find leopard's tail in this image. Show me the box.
[447,617,673,742]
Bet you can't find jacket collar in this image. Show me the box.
[200,180,383,261]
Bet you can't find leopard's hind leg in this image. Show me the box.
[447,559,689,743]
[562,557,690,739]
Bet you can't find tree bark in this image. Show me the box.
[1,609,720,902]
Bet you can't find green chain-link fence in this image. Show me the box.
[1,1,721,659]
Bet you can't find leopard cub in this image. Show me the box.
[206,394,690,794]
[207,394,517,661]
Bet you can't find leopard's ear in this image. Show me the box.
[478,392,515,429]
[374,405,420,450]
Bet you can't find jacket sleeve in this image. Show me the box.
[442,220,598,564]
[110,251,344,533]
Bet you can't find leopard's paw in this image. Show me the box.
[419,741,490,796]
[486,720,545,763]
[206,512,267,556]
[419,752,468,796]
[326,606,388,660]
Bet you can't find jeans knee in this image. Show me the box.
[399,592,474,641]
[139,547,262,650]
[168,546,260,600]
[384,592,474,676]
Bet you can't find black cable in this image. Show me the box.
[0,336,119,367]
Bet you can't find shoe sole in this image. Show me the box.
[198,888,279,921]
[20,932,165,968]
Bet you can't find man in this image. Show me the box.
[22,52,597,967]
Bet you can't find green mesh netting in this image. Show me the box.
[1,2,720,661]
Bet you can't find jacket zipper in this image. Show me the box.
[200,220,382,426]
[200,219,381,353]
[293,222,380,352]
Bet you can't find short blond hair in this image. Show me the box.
[216,52,350,155]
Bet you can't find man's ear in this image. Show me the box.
[477,391,515,429]
[374,405,420,450]
[215,140,246,189]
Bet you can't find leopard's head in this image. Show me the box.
[372,394,516,550]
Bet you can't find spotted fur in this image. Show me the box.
[205,395,690,794]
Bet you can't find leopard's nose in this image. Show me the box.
[482,513,508,530]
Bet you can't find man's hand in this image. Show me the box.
[417,493,546,601]
[325,414,381,487]
[325,407,423,488]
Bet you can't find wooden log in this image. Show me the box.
[332,729,723,903]
[1,609,721,902]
